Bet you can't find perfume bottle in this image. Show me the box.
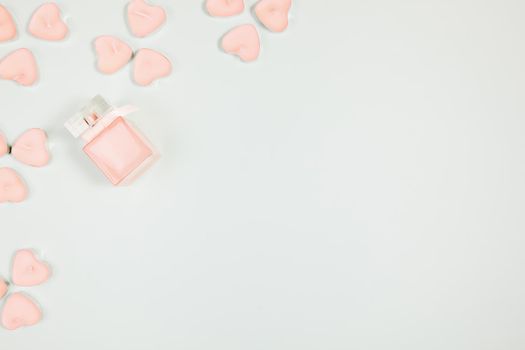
[65,96,158,185]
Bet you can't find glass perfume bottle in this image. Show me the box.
[65,95,158,185]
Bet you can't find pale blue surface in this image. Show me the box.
[1,0,524,349]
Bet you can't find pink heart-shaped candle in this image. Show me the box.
[1,293,42,330]
[0,168,27,203]
[28,3,68,41]
[0,133,8,157]
[221,24,260,62]
[0,279,7,299]
[133,48,172,86]
[11,129,50,167]
[12,249,51,287]
[255,0,291,32]
[206,0,244,17]
[0,49,39,86]
[94,36,133,74]
[0,5,17,42]
[127,0,166,38]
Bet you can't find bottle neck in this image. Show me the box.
[65,95,139,143]
[80,105,140,143]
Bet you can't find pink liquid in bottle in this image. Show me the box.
[65,96,158,185]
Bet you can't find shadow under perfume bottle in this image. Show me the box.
[65,96,158,185]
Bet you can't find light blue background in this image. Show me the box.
[1,0,524,349]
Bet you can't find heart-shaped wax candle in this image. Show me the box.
[0,5,16,42]
[1,293,42,330]
[28,2,68,41]
[0,49,39,86]
[0,279,7,299]
[0,168,28,203]
[11,129,50,167]
[206,0,244,17]
[127,0,166,38]
[221,24,260,62]
[94,36,133,74]
[255,0,291,32]
[133,48,172,86]
[12,249,51,287]
[0,133,8,157]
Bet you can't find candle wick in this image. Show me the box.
[134,10,151,19]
